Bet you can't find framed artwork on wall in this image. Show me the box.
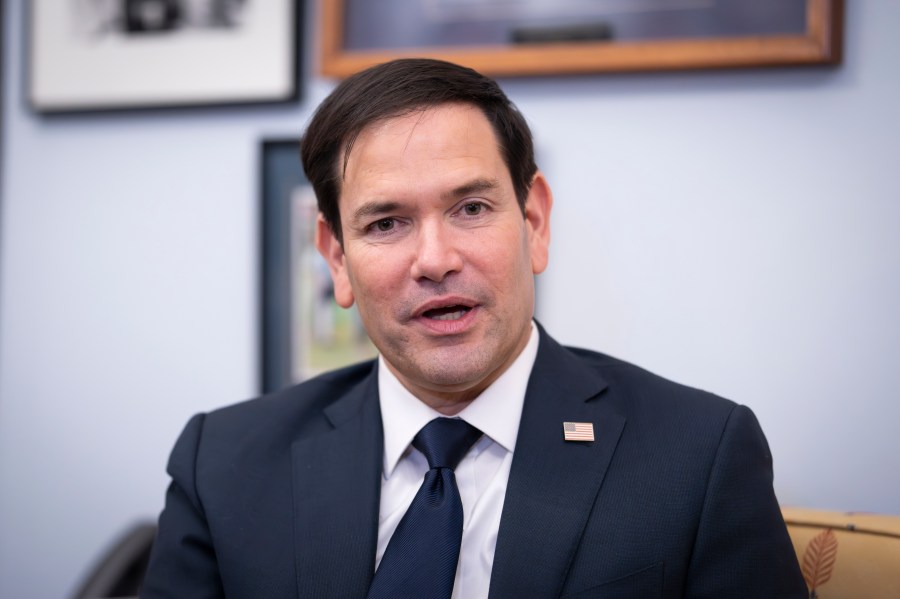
[259,139,377,394]
[28,1,302,113]
[0,3,4,219]
[320,0,842,78]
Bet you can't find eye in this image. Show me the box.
[462,202,484,216]
[373,218,394,232]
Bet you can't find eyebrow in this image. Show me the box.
[443,178,500,202]
[350,201,402,226]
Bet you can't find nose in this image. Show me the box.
[409,221,464,282]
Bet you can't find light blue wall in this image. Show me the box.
[2,1,898,597]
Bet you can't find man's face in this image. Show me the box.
[316,103,552,412]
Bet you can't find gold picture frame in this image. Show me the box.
[320,0,842,78]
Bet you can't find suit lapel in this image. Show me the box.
[292,366,383,599]
[489,328,626,599]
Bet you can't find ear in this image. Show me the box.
[315,215,355,308]
[524,171,553,274]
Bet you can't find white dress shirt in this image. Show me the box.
[376,323,539,599]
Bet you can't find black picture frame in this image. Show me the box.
[259,139,375,394]
[28,1,303,114]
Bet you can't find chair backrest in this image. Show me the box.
[782,507,900,598]
[71,522,157,599]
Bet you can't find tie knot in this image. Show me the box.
[412,418,482,470]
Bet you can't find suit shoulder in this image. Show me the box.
[564,344,737,419]
[199,359,377,443]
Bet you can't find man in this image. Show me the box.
[143,59,805,598]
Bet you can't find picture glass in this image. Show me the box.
[288,185,376,380]
[343,0,807,51]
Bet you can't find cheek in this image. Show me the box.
[474,231,533,288]
[346,252,404,308]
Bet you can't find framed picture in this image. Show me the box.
[320,0,842,78]
[260,139,377,394]
[28,1,302,113]
[1,4,4,212]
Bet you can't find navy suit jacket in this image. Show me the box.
[143,327,805,598]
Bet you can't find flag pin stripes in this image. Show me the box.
[563,422,594,442]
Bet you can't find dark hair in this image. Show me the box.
[300,58,537,244]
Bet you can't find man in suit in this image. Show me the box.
[143,59,806,598]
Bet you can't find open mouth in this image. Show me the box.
[422,305,472,321]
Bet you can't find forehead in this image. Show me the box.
[340,103,507,197]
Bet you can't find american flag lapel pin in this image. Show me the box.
[563,421,594,442]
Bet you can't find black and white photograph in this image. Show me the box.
[29,0,299,112]
[72,0,251,37]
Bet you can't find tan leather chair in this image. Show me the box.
[782,507,900,598]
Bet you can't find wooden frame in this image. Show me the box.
[320,0,842,78]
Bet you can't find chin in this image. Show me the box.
[410,351,496,389]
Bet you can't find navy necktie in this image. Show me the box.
[367,417,483,599]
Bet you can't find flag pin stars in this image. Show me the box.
[563,422,594,442]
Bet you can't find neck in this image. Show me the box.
[383,326,534,415]
[384,363,492,416]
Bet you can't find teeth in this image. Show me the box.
[430,309,467,321]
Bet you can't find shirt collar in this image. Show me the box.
[378,322,540,479]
